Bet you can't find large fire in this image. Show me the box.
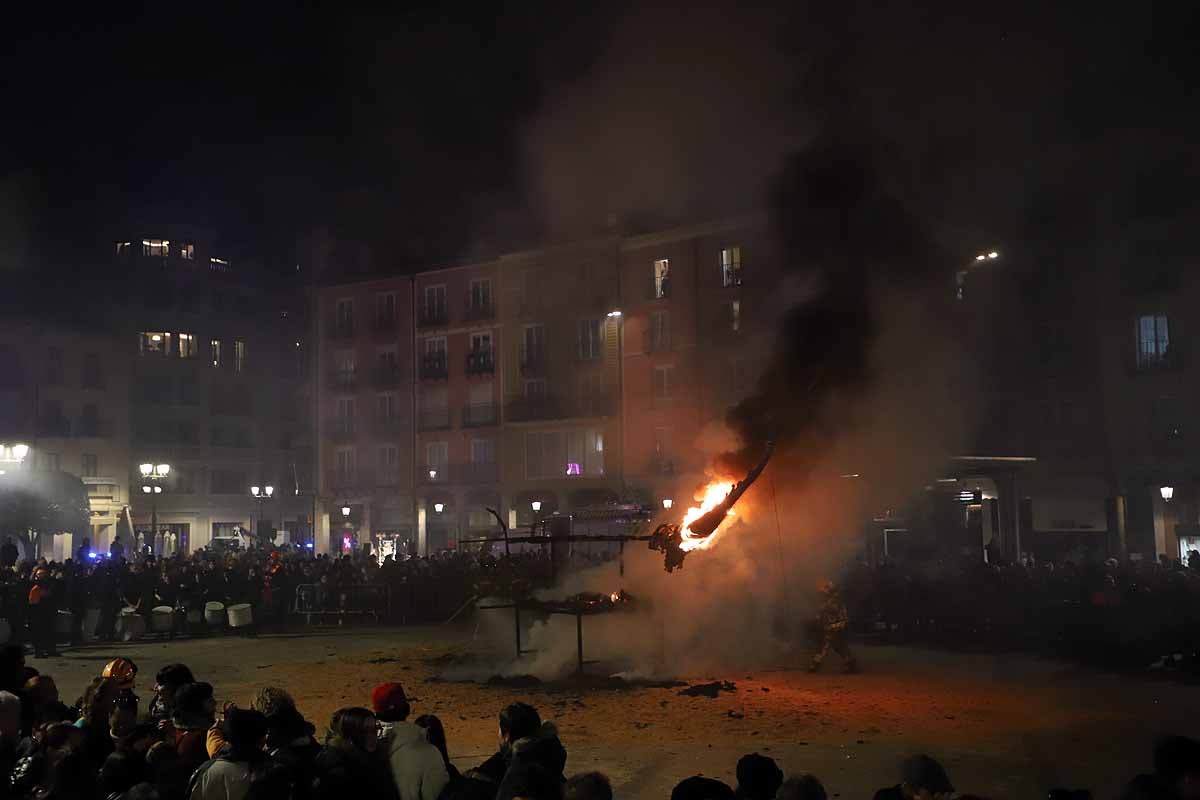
[679,481,736,552]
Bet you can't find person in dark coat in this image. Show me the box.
[312,706,396,800]
[469,703,566,800]
[873,754,955,800]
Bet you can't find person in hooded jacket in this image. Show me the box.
[313,706,397,800]
[469,703,566,800]
[188,708,277,800]
[372,682,448,800]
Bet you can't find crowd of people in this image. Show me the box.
[841,553,1200,672]
[0,649,1192,799]
[0,538,569,652]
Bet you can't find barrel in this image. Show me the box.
[204,601,226,626]
[116,611,145,642]
[227,603,253,628]
[150,606,175,633]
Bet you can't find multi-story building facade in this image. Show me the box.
[317,274,416,554]
[115,231,313,552]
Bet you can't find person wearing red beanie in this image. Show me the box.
[371,682,447,800]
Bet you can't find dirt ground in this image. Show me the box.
[34,625,1200,799]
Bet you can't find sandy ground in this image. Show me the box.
[33,625,1200,799]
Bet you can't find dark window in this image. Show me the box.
[1136,314,1170,369]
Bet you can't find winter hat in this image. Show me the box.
[371,683,410,721]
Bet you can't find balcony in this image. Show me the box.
[373,365,402,388]
[375,469,401,487]
[574,393,613,418]
[649,455,676,476]
[418,305,449,328]
[327,316,355,339]
[463,403,498,427]
[418,408,451,431]
[75,418,112,438]
[332,470,357,490]
[329,417,357,441]
[464,297,495,322]
[420,353,448,381]
[461,461,499,484]
[519,344,545,376]
[465,350,495,376]
[507,395,568,422]
[328,369,357,391]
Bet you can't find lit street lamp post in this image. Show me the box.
[250,485,275,545]
[139,462,170,555]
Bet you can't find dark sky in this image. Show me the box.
[2,1,1197,276]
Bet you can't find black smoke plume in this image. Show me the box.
[718,130,953,477]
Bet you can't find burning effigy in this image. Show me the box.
[649,441,775,572]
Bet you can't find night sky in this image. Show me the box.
[2,1,1197,277]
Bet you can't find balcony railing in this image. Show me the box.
[465,350,495,376]
[519,344,545,375]
[418,408,451,431]
[420,353,448,380]
[373,365,402,388]
[421,466,449,485]
[328,369,357,391]
[507,395,568,422]
[462,403,498,427]
[649,455,676,476]
[574,393,613,418]
[464,297,495,321]
[461,462,498,484]
[418,305,449,327]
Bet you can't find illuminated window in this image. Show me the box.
[142,239,170,257]
[234,340,246,372]
[139,332,171,356]
[653,259,671,298]
[210,339,222,368]
[1137,314,1170,369]
[566,429,605,476]
[177,333,198,358]
[209,257,230,272]
[180,243,195,260]
[115,241,131,255]
[720,246,742,287]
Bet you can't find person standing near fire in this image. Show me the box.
[809,580,857,673]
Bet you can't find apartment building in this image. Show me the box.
[318,275,416,554]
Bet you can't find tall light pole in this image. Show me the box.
[956,250,1001,301]
[250,485,275,545]
[139,462,170,555]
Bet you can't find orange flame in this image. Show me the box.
[679,481,736,552]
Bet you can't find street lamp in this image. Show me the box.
[531,500,542,512]
[662,498,673,510]
[428,468,438,482]
[140,461,171,556]
[250,485,275,544]
[341,505,351,517]
[434,502,444,514]
[957,250,1002,300]
[1161,486,1175,502]
[606,310,622,318]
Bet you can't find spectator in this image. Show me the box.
[1155,736,1200,800]
[149,663,195,723]
[372,682,448,800]
[415,714,460,783]
[24,675,74,727]
[173,682,217,777]
[473,702,566,792]
[502,763,563,800]
[873,755,955,800]
[188,708,273,800]
[735,753,783,800]
[76,676,119,763]
[313,706,396,800]
[776,775,827,800]
[565,772,613,800]
[98,751,146,798]
[672,776,736,800]
[247,686,320,800]
[0,691,26,793]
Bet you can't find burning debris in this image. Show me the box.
[649,441,775,572]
